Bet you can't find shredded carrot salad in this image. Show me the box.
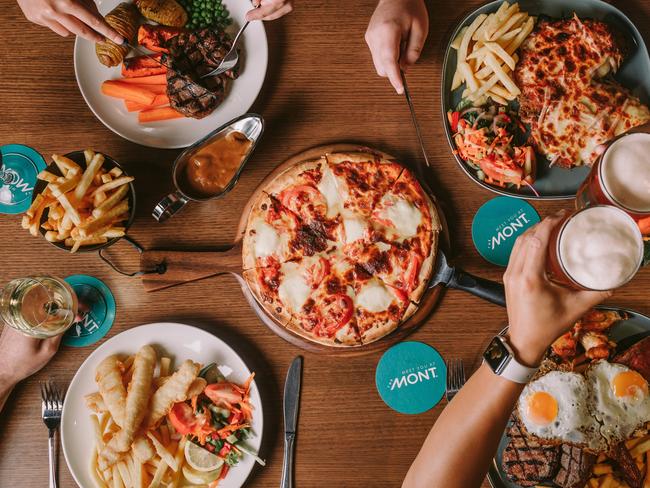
[448,104,537,190]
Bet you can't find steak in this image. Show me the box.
[502,420,561,486]
[614,337,650,381]
[165,28,238,119]
[553,444,596,488]
[610,442,643,488]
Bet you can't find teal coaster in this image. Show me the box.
[471,197,540,267]
[63,275,116,347]
[375,341,447,415]
[0,144,46,214]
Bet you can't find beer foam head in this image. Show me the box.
[559,206,643,290]
[602,133,650,213]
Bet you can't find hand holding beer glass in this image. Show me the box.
[547,130,650,291]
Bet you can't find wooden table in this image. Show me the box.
[1,0,650,486]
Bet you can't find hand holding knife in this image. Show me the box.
[281,356,302,488]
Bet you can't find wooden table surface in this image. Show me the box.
[1,0,650,487]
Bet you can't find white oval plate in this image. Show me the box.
[74,0,268,148]
[61,323,264,488]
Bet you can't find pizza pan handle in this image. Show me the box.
[140,246,242,292]
[448,269,506,307]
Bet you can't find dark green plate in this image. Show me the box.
[487,306,650,487]
[441,0,650,199]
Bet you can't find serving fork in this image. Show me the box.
[446,358,466,402]
[41,381,64,488]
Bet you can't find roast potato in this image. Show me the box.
[95,2,140,67]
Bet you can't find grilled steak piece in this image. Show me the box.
[502,420,561,486]
[553,444,596,488]
[610,442,643,488]
[615,337,650,381]
[165,28,237,119]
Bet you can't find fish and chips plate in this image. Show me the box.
[61,323,264,488]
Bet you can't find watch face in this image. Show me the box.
[484,337,509,374]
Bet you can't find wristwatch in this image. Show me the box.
[483,334,538,384]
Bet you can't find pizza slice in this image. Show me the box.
[242,193,328,270]
[370,167,441,258]
[245,252,362,346]
[324,152,404,218]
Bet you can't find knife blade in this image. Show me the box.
[121,40,174,70]
[401,70,431,168]
[281,356,302,488]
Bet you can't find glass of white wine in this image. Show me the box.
[0,276,78,338]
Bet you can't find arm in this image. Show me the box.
[0,326,62,413]
[365,0,428,94]
[403,211,612,488]
[16,0,123,43]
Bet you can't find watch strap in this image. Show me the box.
[489,335,538,384]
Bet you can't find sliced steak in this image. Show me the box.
[614,337,650,381]
[502,420,561,486]
[610,442,643,488]
[553,444,596,488]
[165,28,237,119]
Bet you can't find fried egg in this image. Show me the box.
[587,361,650,444]
[518,371,597,446]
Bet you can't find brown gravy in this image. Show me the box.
[180,131,252,198]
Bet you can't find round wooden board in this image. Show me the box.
[230,142,450,356]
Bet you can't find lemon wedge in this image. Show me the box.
[184,441,224,473]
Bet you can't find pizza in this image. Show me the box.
[242,150,440,347]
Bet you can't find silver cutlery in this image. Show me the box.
[446,358,466,402]
[400,70,431,168]
[41,381,64,488]
[281,356,302,488]
[201,7,258,79]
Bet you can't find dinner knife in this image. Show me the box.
[429,250,506,307]
[401,70,431,168]
[121,40,174,70]
[281,356,302,488]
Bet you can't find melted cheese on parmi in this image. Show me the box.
[343,218,367,243]
[356,279,393,313]
[278,262,311,312]
[317,164,343,218]
[253,220,281,258]
[378,196,422,239]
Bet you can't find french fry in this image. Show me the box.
[44,230,62,242]
[92,176,134,197]
[52,154,81,175]
[160,357,171,377]
[25,194,45,218]
[103,227,126,239]
[21,215,31,230]
[631,439,650,458]
[168,437,186,488]
[484,41,515,70]
[111,465,124,488]
[94,191,107,208]
[117,461,131,488]
[148,460,168,488]
[90,446,109,488]
[75,153,105,200]
[458,61,479,92]
[50,174,81,198]
[79,200,129,237]
[146,432,178,472]
[109,167,123,178]
[93,185,129,218]
[37,170,58,183]
[484,52,520,96]
[593,464,613,476]
[84,149,95,165]
[101,173,113,184]
[56,192,81,226]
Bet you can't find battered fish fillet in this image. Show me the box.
[95,355,127,428]
[146,359,200,429]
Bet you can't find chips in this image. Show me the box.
[587,426,650,487]
[24,150,133,253]
[450,1,535,106]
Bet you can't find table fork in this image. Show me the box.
[41,381,64,488]
[201,5,260,79]
[446,358,466,402]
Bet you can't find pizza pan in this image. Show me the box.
[442,0,650,200]
[487,306,650,487]
[137,143,504,355]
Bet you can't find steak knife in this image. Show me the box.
[121,41,174,70]
[429,250,506,307]
[401,70,431,168]
[281,356,302,488]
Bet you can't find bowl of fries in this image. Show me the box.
[24,149,136,253]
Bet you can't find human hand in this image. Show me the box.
[365,0,428,94]
[0,327,62,387]
[245,0,293,21]
[17,0,123,43]
[503,210,612,367]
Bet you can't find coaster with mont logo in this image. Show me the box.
[471,196,540,267]
[0,144,46,215]
[63,275,116,347]
[375,341,447,415]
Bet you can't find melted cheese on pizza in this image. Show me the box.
[375,195,422,239]
[343,217,368,243]
[317,164,345,217]
[278,262,311,312]
[514,15,650,167]
[252,220,281,258]
[355,279,393,312]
